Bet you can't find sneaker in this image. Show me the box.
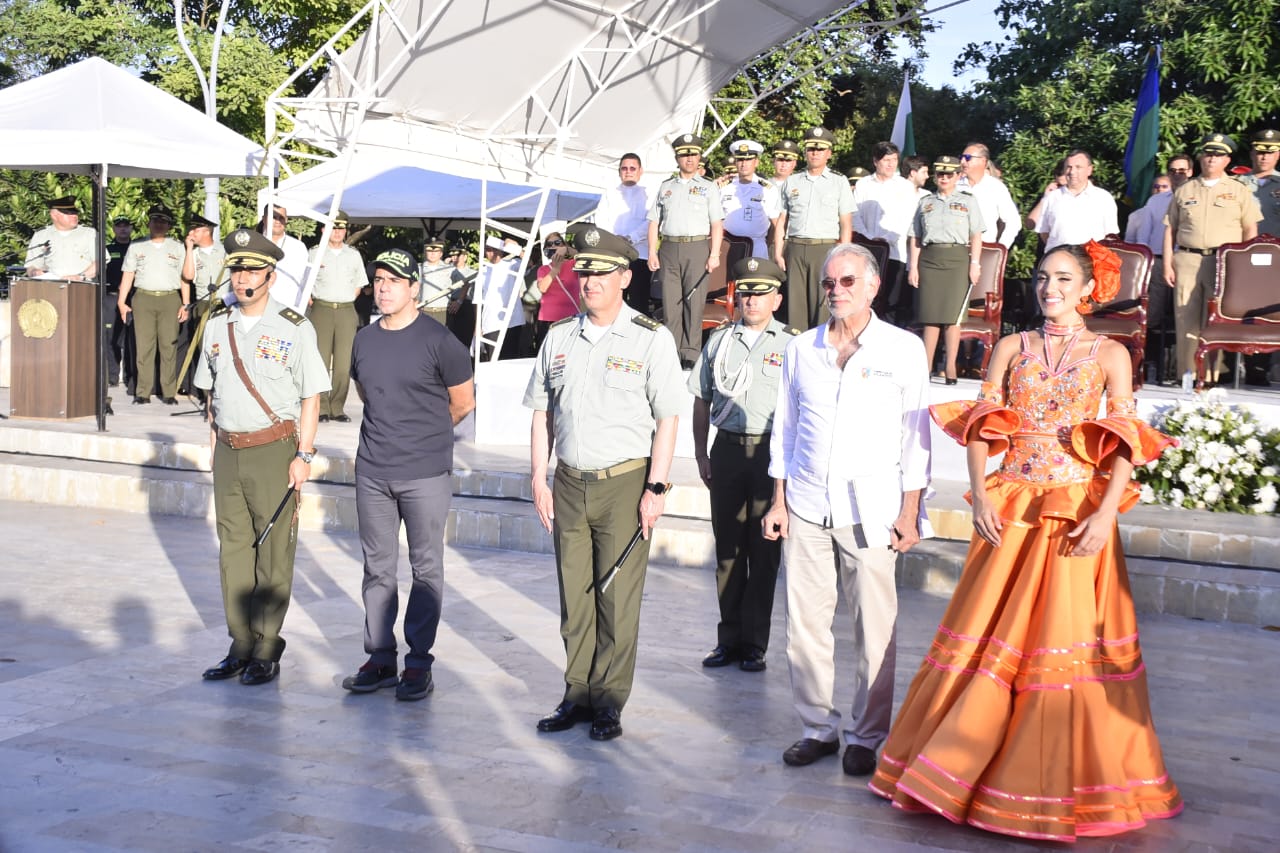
[342,660,399,693]
[396,667,434,701]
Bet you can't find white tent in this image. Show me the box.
[0,56,267,179]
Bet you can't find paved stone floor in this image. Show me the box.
[1,500,1277,852]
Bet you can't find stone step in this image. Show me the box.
[3,449,1277,626]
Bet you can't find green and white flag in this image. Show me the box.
[890,74,915,156]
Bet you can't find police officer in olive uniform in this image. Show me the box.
[525,226,685,741]
[773,127,856,330]
[177,213,226,396]
[769,140,800,189]
[647,133,726,366]
[1249,129,1280,237]
[25,195,97,280]
[1162,134,1262,381]
[307,210,368,422]
[117,204,189,404]
[195,228,329,686]
[418,238,455,325]
[105,216,134,388]
[689,256,796,673]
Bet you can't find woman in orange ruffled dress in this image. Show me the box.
[869,242,1183,841]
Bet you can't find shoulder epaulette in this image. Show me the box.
[210,302,231,318]
[783,325,802,336]
[1230,175,1256,188]
[279,307,306,326]
[632,314,661,331]
[551,315,578,329]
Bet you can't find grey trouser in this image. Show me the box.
[658,238,711,362]
[357,473,452,671]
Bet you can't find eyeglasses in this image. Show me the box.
[618,165,639,172]
[820,275,865,290]
[1169,166,1192,173]
[544,239,565,249]
[960,154,986,162]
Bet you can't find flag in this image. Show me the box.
[1124,46,1161,207]
[890,73,915,156]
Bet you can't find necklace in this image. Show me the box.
[1042,319,1085,336]
[1041,322,1084,373]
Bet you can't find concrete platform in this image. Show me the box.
[1,500,1277,852]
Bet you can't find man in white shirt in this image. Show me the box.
[1035,149,1120,251]
[718,138,782,271]
[475,236,526,360]
[853,141,919,326]
[593,152,654,314]
[260,204,310,309]
[957,142,1021,249]
[763,242,931,778]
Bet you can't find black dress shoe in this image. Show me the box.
[133,396,150,405]
[843,744,878,776]
[944,377,958,386]
[332,414,351,423]
[701,644,738,668]
[202,656,248,680]
[783,737,839,766]
[589,707,623,741]
[239,659,279,685]
[162,397,178,405]
[318,415,330,423]
[341,660,399,693]
[738,648,766,672]
[537,700,593,732]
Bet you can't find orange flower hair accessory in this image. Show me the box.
[1079,240,1122,314]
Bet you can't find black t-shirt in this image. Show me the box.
[350,313,473,480]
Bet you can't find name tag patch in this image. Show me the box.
[255,335,293,364]
[209,342,221,358]
[860,367,894,379]
[605,356,644,375]
[550,353,567,381]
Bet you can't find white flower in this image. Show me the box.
[1204,484,1222,505]
[1179,465,1199,484]
[1139,484,1156,504]
[1204,419,1223,435]
[1257,483,1279,505]
[1169,488,1186,505]
[1263,466,1278,478]
[1244,437,1263,455]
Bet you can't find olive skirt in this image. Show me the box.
[916,244,971,326]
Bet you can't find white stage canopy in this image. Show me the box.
[0,57,267,179]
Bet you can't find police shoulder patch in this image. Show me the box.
[551,315,578,328]
[631,314,661,331]
[279,307,306,326]
[783,325,802,336]
[210,302,231,318]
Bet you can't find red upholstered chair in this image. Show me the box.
[702,238,742,328]
[957,241,1008,375]
[1194,234,1280,388]
[1087,238,1154,389]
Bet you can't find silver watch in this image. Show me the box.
[295,450,316,463]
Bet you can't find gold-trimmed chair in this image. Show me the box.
[1194,234,1280,388]
[957,241,1008,376]
[1088,238,1153,389]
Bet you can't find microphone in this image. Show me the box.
[243,288,255,298]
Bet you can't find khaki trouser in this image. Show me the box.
[133,290,180,398]
[212,437,298,662]
[1172,251,1218,379]
[782,241,835,331]
[784,512,898,749]
[551,463,650,711]
[308,301,357,418]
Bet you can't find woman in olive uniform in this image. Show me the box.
[908,155,986,383]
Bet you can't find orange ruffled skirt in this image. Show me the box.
[869,475,1183,840]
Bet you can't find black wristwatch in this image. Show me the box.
[644,481,669,495]
[295,450,316,464]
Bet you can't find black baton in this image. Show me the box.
[586,525,645,595]
[253,486,296,548]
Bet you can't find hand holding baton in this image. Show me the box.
[253,486,296,549]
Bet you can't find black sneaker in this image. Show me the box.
[342,660,399,693]
[396,668,434,701]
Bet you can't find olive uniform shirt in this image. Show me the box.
[523,305,685,470]
[780,169,856,239]
[188,243,227,298]
[1249,174,1280,237]
[687,320,794,435]
[418,261,459,308]
[1165,177,1263,250]
[308,243,367,303]
[647,175,725,237]
[194,299,331,431]
[123,238,185,291]
[25,224,97,277]
[910,190,987,244]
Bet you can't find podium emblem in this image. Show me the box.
[18,298,57,339]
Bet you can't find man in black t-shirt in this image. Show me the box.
[342,247,476,701]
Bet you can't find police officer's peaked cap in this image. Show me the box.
[932,155,963,174]
[112,215,133,226]
[567,225,637,273]
[729,139,763,160]
[1251,129,1280,153]
[331,209,352,228]
[802,127,834,149]
[146,203,175,223]
[731,256,785,294]
[424,238,446,251]
[190,213,218,230]
[373,247,419,281]
[847,166,871,184]
[47,195,78,212]
[223,228,285,269]
[1199,133,1237,156]
[772,139,800,160]
[672,133,704,155]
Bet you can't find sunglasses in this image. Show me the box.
[960,154,986,162]
[271,213,287,223]
[544,239,565,249]
[820,275,865,290]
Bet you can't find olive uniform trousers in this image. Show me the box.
[781,240,835,331]
[551,463,650,711]
[132,290,181,398]
[308,300,358,418]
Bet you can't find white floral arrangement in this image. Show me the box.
[1136,393,1280,514]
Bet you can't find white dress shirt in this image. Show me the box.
[958,173,1022,248]
[1038,181,1120,251]
[270,233,310,309]
[593,182,653,260]
[852,173,918,261]
[769,315,932,546]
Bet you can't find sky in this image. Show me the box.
[908,0,1005,91]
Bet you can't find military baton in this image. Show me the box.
[585,525,644,595]
[253,486,296,549]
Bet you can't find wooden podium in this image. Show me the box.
[9,277,98,419]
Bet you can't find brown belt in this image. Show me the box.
[787,237,835,246]
[662,235,710,243]
[311,298,354,309]
[1177,247,1215,256]
[716,430,770,446]
[556,457,647,482]
[217,419,297,450]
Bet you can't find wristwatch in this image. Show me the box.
[295,450,316,463]
[644,481,669,495]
